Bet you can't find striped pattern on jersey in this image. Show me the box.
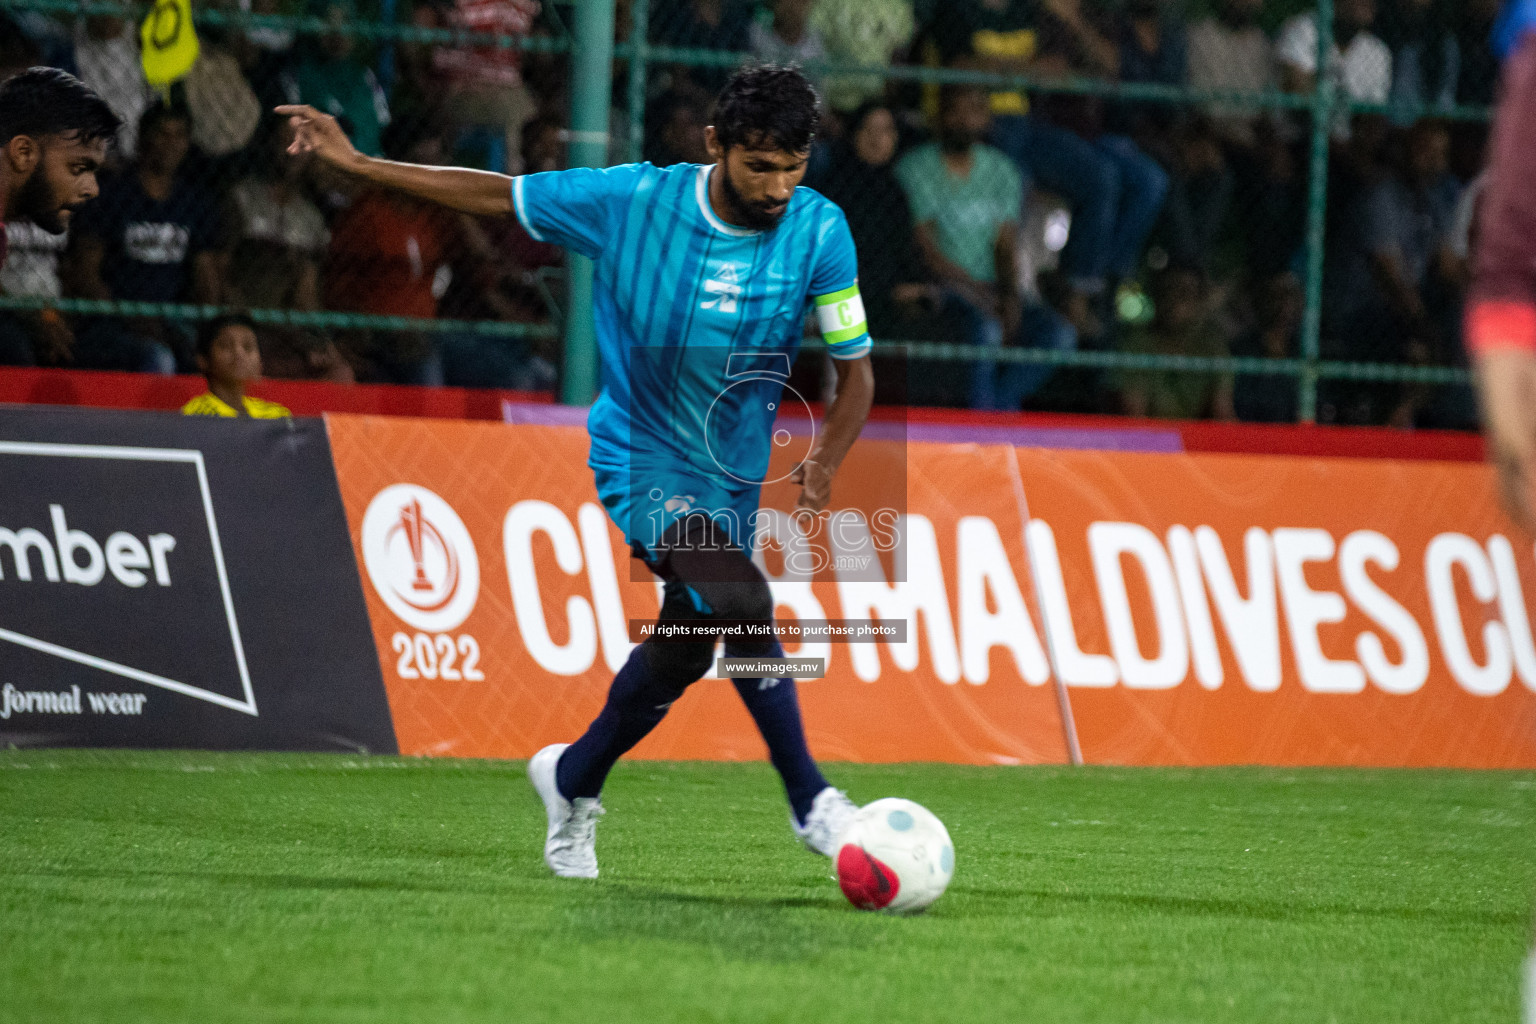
[514,161,870,486]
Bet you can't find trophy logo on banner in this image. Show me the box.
[361,485,480,633]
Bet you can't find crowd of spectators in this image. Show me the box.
[655,0,1497,425]
[0,0,1502,424]
[0,0,562,388]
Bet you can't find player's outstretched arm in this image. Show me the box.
[276,105,513,218]
[792,355,874,512]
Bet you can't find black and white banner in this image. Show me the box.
[0,406,396,753]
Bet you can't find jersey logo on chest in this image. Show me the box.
[700,260,745,315]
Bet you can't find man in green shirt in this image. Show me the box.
[895,84,1074,409]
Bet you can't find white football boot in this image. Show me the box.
[528,743,603,879]
[792,786,860,857]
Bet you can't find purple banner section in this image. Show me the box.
[898,423,1184,452]
[501,402,1184,454]
[502,401,589,427]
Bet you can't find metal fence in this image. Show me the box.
[0,0,1494,424]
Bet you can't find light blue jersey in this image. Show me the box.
[512,161,871,553]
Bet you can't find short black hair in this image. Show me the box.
[713,64,820,154]
[844,100,895,139]
[0,66,121,148]
[138,99,190,142]
[197,313,257,358]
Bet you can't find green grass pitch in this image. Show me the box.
[2,750,1533,1023]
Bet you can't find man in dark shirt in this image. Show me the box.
[1322,119,1459,423]
[1232,271,1302,423]
[65,102,219,372]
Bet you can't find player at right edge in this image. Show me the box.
[1461,3,1536,1018]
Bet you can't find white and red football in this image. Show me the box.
[834,798,954,914]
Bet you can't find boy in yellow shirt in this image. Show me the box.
[181,314,291,418]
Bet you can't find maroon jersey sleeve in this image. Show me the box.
[1468,32,1536,353]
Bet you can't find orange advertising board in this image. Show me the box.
[325,413,1536,769]
[325,414,1071,765]
[1014,448,1536,767]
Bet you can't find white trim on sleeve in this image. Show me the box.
[512,176,546,242]
[827,337,873,360]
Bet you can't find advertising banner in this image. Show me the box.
[0,407,396,753]
[1016,448,1536,767]
[326,413,1536,769]
[326,414,1072,765]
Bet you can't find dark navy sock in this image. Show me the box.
[555,642,702,800]
[566,528,829,819]
[726,638,828,823]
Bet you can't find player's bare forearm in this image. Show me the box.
[1475,348,1536,531]
[344,157,513,217]
[812,360,873,469]
[276,104,513,217]
[794,355,874,511]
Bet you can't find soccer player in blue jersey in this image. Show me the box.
[280,65,875,878]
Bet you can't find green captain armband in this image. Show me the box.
[814,284,870,355]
